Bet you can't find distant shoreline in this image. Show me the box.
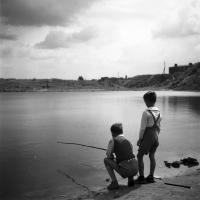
[1,63,200,92]
[1,87,199,92]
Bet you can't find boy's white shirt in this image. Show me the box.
[106,134,124,159]
[139,107,162,139]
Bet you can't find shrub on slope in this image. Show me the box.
[124,74,171,88]
[169,63,200,91]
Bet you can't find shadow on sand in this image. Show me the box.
[73,183,142,200]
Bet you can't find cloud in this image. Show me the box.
[0,47,13,57]
[195,44,200,50]
[152,5,200,39]
[35,26,97,49]
[0,33,17,40]
[29,49,59,60]
[0,0,99,27]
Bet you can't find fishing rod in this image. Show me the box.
[57,142,107,151]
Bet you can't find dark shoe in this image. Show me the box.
[107,181,119,190]
[187,157,197,163]
[187,157,199,165]
[181,158,199,166]
[128,176,135,187]
[128,179,135,187]
[164,161,171,168]
[171,161,180,168]
[135,176,146,184]
[146,175,155,183]
[181,158,188,165]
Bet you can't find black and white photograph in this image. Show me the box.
[0,0,200,199]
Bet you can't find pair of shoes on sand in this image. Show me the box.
[181,157,199,166]
[107,174,156,190]
[164,157,199,168]
[164,160,181,168]
[107,179,135,190]
[136,175,155,184]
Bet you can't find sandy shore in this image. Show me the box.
[68,166,200,200]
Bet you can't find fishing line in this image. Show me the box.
[57,142,106,191]
[57,142,106,151]
[57,170,91,191]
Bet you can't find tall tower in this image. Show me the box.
[163,61,165,75]
[161,61,165,82]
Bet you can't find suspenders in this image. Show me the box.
[147,110,160,127]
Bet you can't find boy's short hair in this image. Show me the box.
[143,91,157,104]
[110,123,123,135]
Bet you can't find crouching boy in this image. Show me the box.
[104,123,138,190]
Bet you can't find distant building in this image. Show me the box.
[169,63,193,75]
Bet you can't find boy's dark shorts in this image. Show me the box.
[138,140,159,155]
[117,158,139,178]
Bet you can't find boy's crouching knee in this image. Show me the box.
[104,157,115,167]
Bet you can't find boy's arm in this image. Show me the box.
[106,139,114,159]
[137,111,147,146]
[157,113,162,134]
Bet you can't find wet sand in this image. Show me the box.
[69,166,200,200]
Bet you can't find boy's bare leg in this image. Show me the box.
[104,157,120,190]
[104,157,119,181]
[105,165,117,181]
[149,152,156,176]
[137,152,144,176]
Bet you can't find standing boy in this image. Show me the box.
[136,91,162,183]
[104,123,138,190]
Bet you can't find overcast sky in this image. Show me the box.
[0,0,200,79]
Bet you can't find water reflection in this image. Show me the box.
[0,92,200,200]
[187,97,200,116]
[165,96,200,117]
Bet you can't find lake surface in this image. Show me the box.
[0,91,200,199]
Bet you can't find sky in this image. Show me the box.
[0,0,200,80]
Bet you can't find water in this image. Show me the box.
[0,91,200,199]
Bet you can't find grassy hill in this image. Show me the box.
[122,62,200,91]
[168,62,200,91]
[123,74,171,89]
[0,78,128,92]
[0,62,199,92]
